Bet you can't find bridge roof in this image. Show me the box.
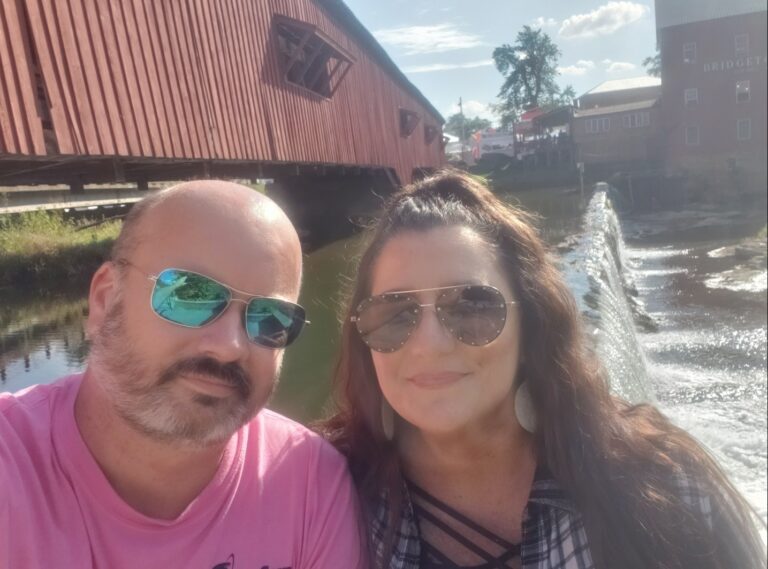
[318,0,444,123]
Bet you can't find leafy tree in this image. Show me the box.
[643,48,661,77]
[493,26,561,115]
[443,113,493,141]
[556,85,577,106]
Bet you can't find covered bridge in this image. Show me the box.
[0,0,444,214]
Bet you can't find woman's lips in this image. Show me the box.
[407,372,467,389]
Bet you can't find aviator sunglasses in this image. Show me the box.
[351,284,515,353]
[117,261,307,349]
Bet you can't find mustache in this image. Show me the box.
[159,357,251,398]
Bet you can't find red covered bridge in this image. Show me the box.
[0,0,444,220]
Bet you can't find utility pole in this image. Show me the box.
[459,97,467,162]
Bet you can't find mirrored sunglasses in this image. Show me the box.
[120,263,307,349]
[351,284,514,353]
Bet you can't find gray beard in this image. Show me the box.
[87,300,272,448]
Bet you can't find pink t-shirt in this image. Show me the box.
[0,374,367,569]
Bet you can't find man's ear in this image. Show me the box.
[86,262,120,338]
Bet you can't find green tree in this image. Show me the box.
[643,47,661,77]
[556,85,577,106]
[443,113,492,141]
[493,26,561,117]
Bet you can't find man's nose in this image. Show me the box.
[196,301,250,362]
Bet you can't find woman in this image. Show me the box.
[321,170,765,569]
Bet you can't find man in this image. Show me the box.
[0,181,366,568]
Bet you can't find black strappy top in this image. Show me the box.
[408,482,521,569]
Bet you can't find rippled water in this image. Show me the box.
[624,235,767,530]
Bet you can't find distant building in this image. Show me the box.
[572,78,663,169]
[472,128,516,159]
[656,0,767,193]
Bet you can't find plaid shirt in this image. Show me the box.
[370,471,712,569]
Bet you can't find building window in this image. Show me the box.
[585,117,610,134]
[424,124,439,144]
[622,112,651,128]
[736,80,750,102]
[275,17,354,98]
[400,109,421,137]
[683,42,696,64]
[685,126,700,146]
[684,88,699,107]
[737,119,752,141]
[735,34,749,57]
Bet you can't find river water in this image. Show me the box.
[1,188,765,531]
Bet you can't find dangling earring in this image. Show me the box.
[514,381,537,433]
[381,398,395,441]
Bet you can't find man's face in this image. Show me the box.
[87,195,301,447]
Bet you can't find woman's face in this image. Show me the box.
[368,225,522,437]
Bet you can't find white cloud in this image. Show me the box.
[532,17,559,28]
[403,59,494,73]
[373,24,484,55]
[558,59,595,76]
[559,2,649,39]
[605,61,637,73]
[446,100,497,123]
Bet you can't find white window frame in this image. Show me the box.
[736,80,750,103]
[737,119,751,141]
[623,112,651,128]
[735,34,749,57]
[586,118,610,134]
[684,88,699,107]
[683,42,696,64]
[685,126,700,146]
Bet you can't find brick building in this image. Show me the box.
[573,77,663,169]
[656,0,767,195]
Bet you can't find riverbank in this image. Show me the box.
[0,211,121,289]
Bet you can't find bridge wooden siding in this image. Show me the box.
[0,0,443,185]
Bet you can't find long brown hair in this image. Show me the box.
[321,170,765,569]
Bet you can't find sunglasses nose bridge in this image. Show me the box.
[409,302,456,348]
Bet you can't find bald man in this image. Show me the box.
[0,181,367,568]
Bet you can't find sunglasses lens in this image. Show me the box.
[355,295,419,352]
[151,269,230,326]
[246,298,306,348]
[438,286,507,346]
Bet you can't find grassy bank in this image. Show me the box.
[0,211,121,288]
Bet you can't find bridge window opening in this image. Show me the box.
[275,17,353,99]
[424,124,439,144]
[400,109,421,137]
[736,80,750,103]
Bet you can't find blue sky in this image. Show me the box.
[343,0,658,123]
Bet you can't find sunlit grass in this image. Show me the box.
[0,211,121,287]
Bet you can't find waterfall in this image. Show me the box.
[560,187,652,403]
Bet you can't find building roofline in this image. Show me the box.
[317,0,445,124]
[574,98,659,117]
[581,77,662,97]
[654,0,767,29]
